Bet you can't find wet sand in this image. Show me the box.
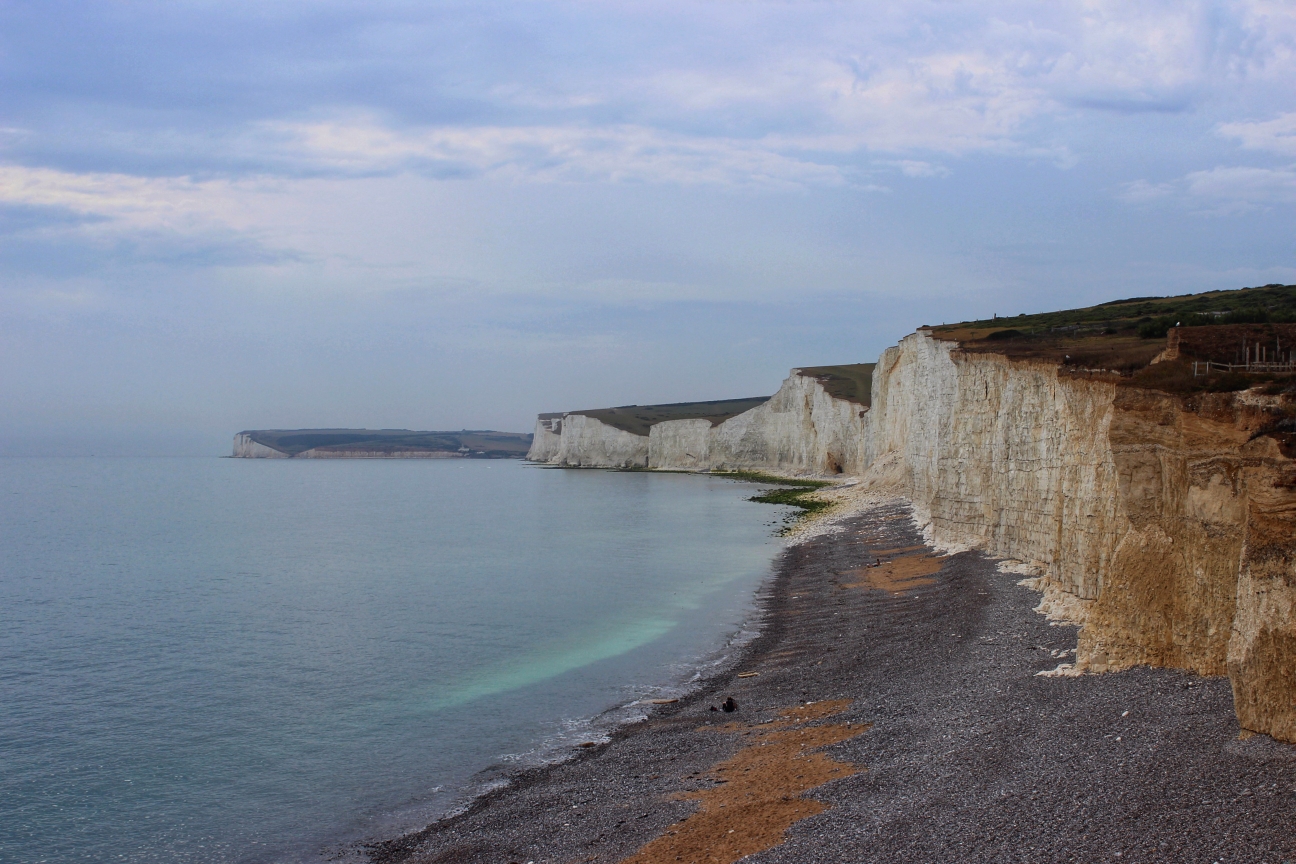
[362,501,1296,864]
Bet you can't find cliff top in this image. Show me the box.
[930,283,1296,343]
[239,429,533,457]
[929,284,1296,393]
[795,363,875,407]
[568,397,770,437]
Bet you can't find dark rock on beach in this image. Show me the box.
[360,503,1296,864]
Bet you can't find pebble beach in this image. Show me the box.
[361,500,1296,864]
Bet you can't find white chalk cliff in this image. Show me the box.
[528,414,564,463]
[527,370,870,474]
[529,330,1296,743]
[232,432,289,458]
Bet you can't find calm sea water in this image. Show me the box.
[0,458,787,864]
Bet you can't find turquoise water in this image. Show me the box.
[0,458,785,863]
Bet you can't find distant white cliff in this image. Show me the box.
[232,432,289,458]
[526,369,869,475]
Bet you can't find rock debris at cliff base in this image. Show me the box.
[359,505,1296,864]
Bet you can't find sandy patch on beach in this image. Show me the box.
[841,547,946,593]
[619,701,866,864]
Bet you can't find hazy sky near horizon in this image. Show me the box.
[2,1,1295,454]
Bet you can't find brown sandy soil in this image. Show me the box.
[841,546,945,594]
[1169,323,1296,364]
[356,502,1296,864]
[621,701,864,864]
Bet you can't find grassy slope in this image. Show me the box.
[569,366,876,438]
[796,363,875,406]
[929,284,1296,395]
[930,283,1296,342]
[571,397,771,437]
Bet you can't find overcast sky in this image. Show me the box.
[2,1,1294,454]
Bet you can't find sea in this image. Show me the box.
[0,457,789,863]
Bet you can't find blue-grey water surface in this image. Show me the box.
[0,458,786,863]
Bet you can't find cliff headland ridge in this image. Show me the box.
[233,428,532,459]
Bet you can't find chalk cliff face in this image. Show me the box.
[554,413,650,468]
[536,371,871,474]
[531,330,1296,742]
[232,433,289,458]
[868,333,1120,603]
[526,414,564,462]
[647,418,714,470]
[701,371,871,474]
[867,331,1295,741]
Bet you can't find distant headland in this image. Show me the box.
[232,429,533,459]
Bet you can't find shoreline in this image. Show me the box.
[309,470,795,863]
[353,495,1296,864]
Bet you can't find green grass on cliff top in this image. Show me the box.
[796,363,875,407]
[929,284,1296,394]
[931,283,1296,342]
[568,397,771,437]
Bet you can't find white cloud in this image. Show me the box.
[0,165,306,271]
[1117,178,1176,203]
[10,2,1292,192]
[1184,165,1296,205]
[250,2,1295,184]
[0,165,280,232]
[1119,165,1296,212]
[270,119,860,190]
[893,160,951,178]
[1218,113,1296,156]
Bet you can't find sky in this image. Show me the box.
[1,0,1294,454]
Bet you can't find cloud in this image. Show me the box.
[7,0,1293,186]
[1184,165,1296,206]
[0,201,105,233]
[892,160,951,178]
[0,165,297,270]
[1119,165,1296,213]
[1218,113,1296,156]
[268,118,861,189]
[1117,178,1177,203]
[0,165,270,229]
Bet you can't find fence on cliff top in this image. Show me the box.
[1192,360,1296,376]
[1189,339,1296,376]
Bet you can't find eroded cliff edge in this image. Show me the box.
[530,330,1296,742]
